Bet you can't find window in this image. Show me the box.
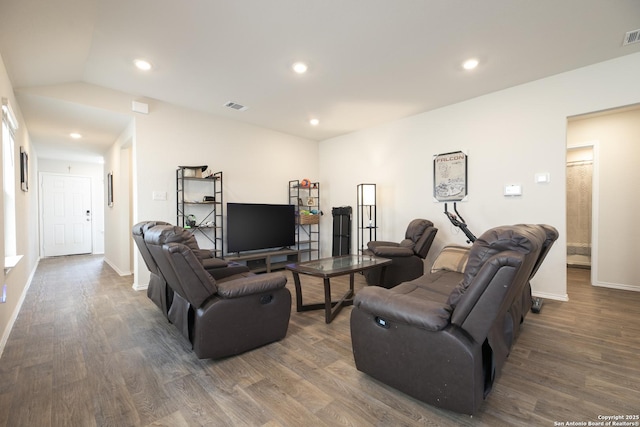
[2,98,18,257]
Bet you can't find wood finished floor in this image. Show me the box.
[0,255,639,426]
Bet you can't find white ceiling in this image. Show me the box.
[1,0,639,162]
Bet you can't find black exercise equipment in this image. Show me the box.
[332,206,352,256]
[443,202,477,243]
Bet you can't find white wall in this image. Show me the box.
[37,158,105,254]
[130,100,319,288]
[567,107,640,291]
[319,52,640,301]
[0,53,40,355]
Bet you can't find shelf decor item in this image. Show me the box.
[179,165,208,178]
[299,214,320,225]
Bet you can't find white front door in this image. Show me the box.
[42,174,93,256]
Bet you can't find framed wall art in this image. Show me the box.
[433,150,468,202]
[107,171,114,207]
[20,146,28,192]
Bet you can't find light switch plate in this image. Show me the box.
[535,173,550,183]
[152,191,167,201]
[504,184,522,196]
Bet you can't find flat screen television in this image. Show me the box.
[227,203,296,253]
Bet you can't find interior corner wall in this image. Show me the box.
[318,52,640,301]
[130,102,319,289]
[0,52,40,355]
[567,108,640,290]
[104,121,134,277]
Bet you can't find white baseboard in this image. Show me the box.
[593,281,640,292]
[0,257,40,359]
[103,257,132,276]
[532,291,569,302]
[132,280,148,292]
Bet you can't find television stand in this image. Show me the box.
[226,248,299,273]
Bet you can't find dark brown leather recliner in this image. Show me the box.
[133,221,252,318]
[512,224,559,338]
[363,219,438,288]
[350,224,557,414]
[132,220,173,316]
[152,223,250,280]
[144,225,291,359]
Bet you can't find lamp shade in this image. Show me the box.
[358,183,376,206]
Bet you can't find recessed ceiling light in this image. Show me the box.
[309,118,319,126]
[70,132,82,139]
[134,59,152,71]
[292,62,308,74]
[463,59,479,70]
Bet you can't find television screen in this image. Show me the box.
[227,203,296,253]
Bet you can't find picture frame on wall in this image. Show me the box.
[433,150,468,202]
[20,146,28,192]
[107,172,114,207]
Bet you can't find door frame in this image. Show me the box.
[38,172,94,257]
[567,140,599,287]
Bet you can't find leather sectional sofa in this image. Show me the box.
[350,224,558,414]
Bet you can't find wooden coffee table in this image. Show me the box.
[286,254,392,323]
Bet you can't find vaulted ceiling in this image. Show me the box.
[1,0,639,162]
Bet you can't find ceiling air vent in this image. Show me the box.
[623,29,640,45]
[224,101,248,111]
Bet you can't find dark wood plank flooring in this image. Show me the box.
[0,255,638,426]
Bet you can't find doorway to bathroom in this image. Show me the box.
[566,145,594,268]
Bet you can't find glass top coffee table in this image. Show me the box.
[286,254,392,323]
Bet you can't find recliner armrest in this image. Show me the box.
[200,257,228,269]
[216,273,287,299]
[354,287,452,331]
[367,241,400,250]
[368,245,414,257]
[193,248,215,260]
[206,263,251,281]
